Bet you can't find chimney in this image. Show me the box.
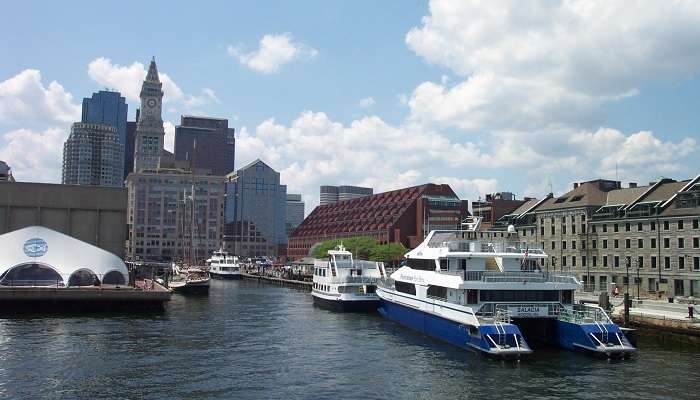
[629,182,637,188]
[573,182,579,189]
[649,181,657,186]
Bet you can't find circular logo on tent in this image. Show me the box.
[23,238,48,257]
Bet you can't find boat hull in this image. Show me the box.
[209,272,241,280]
[170,280,210,295]
[312,294,378,312]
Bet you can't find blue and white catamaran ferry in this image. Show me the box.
[312,245,382,312]
[376,219,635,359]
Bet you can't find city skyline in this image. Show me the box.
[1,1,700,212]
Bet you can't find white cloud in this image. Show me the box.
[358,97,375,108]
[163,121,175,152]
[87,58,192,104]
[0,69,79,125]
[184,88,219,109]
[405,1,700,131]
[228,33,318,74]
[0,127,67,182]
[431,176,499,202]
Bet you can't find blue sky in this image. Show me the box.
[1,1,699,210]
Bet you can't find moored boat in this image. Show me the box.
[207,249,241,280]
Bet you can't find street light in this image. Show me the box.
[626,256,631,295]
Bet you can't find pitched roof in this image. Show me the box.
[145,58,160,82]
[537,180,617,211]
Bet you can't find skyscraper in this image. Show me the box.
[224,159,287,258]
[133,58,165,173]
[319,185,373,205]
[61,122,125,187]
[123,115,138,179]
[286,193,305,236]
[81,90,128,146]
[0,161,14,182]
[174,115,235,176]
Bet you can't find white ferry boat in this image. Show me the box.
[312,245,383,312]
[376,225,635,359]
[206,249,241,280]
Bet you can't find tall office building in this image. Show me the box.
[62,122,125,187]
[286,193,305,236]
[174,116,235,176]
[123,116,138,178]
[319,185,373,205]
[0,161,14,182]
[81,90,128,146]
[224,159,287,258]
[133,58,165,173]
[126,59,225,262]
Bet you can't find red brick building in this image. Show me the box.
[287,183,469,259]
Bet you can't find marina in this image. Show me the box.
[1,278,698,399]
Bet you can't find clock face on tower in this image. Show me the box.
[146,98,157,108]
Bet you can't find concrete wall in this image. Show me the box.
[0,182,127,258]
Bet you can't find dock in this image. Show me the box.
[241,273,311,290]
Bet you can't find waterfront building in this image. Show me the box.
[286,193,305,236]
[0,181,127,257]
[471,192,529,230]
[124,166,225,263]
[61,122,125,187]
[289,183,469,259]
[491,176,700,298]
[133,58,166,173]
[320,185,373,205]
[174,115,235,176]
[0,226,128,286]
[0,161,14,182]
[223,159,287,258]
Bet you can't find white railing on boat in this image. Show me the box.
[442,271,579,284]
[427,239,544,254]
[319,276,379,285]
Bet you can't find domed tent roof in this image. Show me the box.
[0,226,128,286]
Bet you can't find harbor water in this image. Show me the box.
[1,279,699,400]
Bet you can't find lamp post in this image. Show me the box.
[637,259,641,300]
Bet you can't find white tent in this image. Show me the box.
[0,226,128,287]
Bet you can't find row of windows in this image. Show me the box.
[538,218,700,236]
[313,282,331,292]
[553,255,700,270]
[551,237,700,250]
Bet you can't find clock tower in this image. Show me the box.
[133,57,165,172]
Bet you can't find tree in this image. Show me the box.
[311,236,406,263]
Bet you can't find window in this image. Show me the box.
[664,257,671,270]
[651,221,656,231]
[651,256,657,269]
[551,226,555,235]
[592,240,597,249]
[679,238,685,249]
[572,256,577,267]
[572,241,577,250]
[664,238,670,248]
[603,224,608,233]
[614,239,619,249]
[551,241,556,250]
[603,239,608,249]
[638,222,643,231]
[638,256,644,269]
[480,290,560,302]
[68,269,99,286]
[626,239,631,249]
[603,256,608,268]
[614,256,620,268]
[563,225,567,235]
[694,257,700,271]
[592,256,597,268]
[562,256,567,267]
[592,225,597,233]
[694,237,699,248]
[694,219,699,230]
[651,238,657,248]
[427,285,447,300]
[103,270,125,285]
[572,224,576,234]
[541,226,545,236]
[679,256,685,270]
[582,256,587,266]
[0,263,64,287]
[406,258,435,271]
[395,281,416,295]
[638,239,644,249]
[562,241,567,250]
[664,221,669,230]
[678,220,684,230]
[625,223,630,232]
[614,224,619,232]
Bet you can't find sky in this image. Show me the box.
[1,0,699,213]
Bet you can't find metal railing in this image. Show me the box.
[319,276,379,285]
[558,304,612,324]
[441,271,579,284]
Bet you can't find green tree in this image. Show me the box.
[312,236,406,264]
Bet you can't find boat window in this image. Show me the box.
[0,263,64,287]
[427,285,447,300]
[561,290,573,304]
[394,281,416,295]
[68,269,99,286]
[439,259,448,271]
[467,289,478,304]
[406,258,435,271]
[366,285,376,294]
[479,290,559,302]
[103,270,126,285]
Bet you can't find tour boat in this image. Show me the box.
[207,249,241,279]
[169,263,210,294]
[312,245,383,312]
[376,219,635,359]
